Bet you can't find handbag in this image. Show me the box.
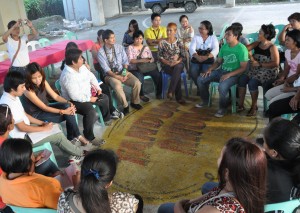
[191,48,214,64]
[136,46,158,73]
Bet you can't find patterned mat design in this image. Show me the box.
[102,98,266,204]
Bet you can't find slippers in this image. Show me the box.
[247,107,258,117]
[237,106,245,112]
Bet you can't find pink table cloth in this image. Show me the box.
[0,39,94,84]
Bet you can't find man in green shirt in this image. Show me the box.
[197,26,249,118]
[144,13,167,61]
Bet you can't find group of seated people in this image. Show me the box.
[0,10,300,213]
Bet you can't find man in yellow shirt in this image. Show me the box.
[144,13,167,61]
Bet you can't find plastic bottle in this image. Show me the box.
[122,68,127,77]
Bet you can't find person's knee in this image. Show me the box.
[248,79,259,92]
[238,75,249,88]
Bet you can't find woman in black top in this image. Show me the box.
[263,118,300,203]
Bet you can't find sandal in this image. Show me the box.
[78,135,90,146]
[237,106,245,112]
[247,107,258,117]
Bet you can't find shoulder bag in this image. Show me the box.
[136,46,158,73]
[9,37,21,71]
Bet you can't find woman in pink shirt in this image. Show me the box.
[265,29,300,105]
[127,30,162,101]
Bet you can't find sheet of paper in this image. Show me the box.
[27,124,62,144]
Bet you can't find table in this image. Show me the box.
[0,39,94,84]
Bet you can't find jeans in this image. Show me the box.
[157,203,175,213]
[190,62,211,86]
[72,94,110,141]
[9,66,27,74]
[201,181,219,194]
[130,69,162,97]
[33,132,83,156]
[35,158,60,177]
[32,103,80,141]
[197,68,238,110]
[163,63,184,101]
[238,74,263,92]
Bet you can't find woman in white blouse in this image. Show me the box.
[189,20,219,93]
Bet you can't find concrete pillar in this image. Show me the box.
[118,0,123,14]
[225,0,235,7]
[90,0,105,26]
[103,0,120,18]
[141,0,145,9]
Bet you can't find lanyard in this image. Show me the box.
[103,45,117,70]
[153,28,160,39]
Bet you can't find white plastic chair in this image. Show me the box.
[0,51,9,62]
[27,40,41,52]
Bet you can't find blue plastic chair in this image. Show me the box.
[63,31,78,40]
[274,24,285,46]
[55,80,105,127]
[208,82,237,113]
[245,32,259,43]
[38,38,51,47]
[161,71,188,99]
[216,23,230,41]
[144,75,156,95]
[9,206,56,213]
[32,142,58,167]
[264,199,300,213]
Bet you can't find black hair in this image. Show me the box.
[0,104,13,135]
[7,20,17,29]
[260,24,276,41]
[25,62,46,93]
[264,118,300,186]
[133,30,144,39]
[151,13,160,21]
[127,19,139,33]
[286,29,300,48]
[288,12,300,22]
[3,71,25,93]
[0,138,33,178]
[65,48,82,66]
[79,149,118,213]
[65,42,79,52]
[102,29,114,43]
[225,25,241,39]
[231,22,243,36]
[264,118,300,161]
[200,20,213,36]
[97,29,105,42]
[60,42,80,70]
[179,15,188,23]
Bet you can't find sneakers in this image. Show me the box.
[70,138,81,147]
[104,119,113,126]
[91,137,106,146]
[123,106,129,116]
[214,109,226,118]
[130,103,143,110]
[68,155,84,164]
[111,109,124,119]
[195,102,208,108]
